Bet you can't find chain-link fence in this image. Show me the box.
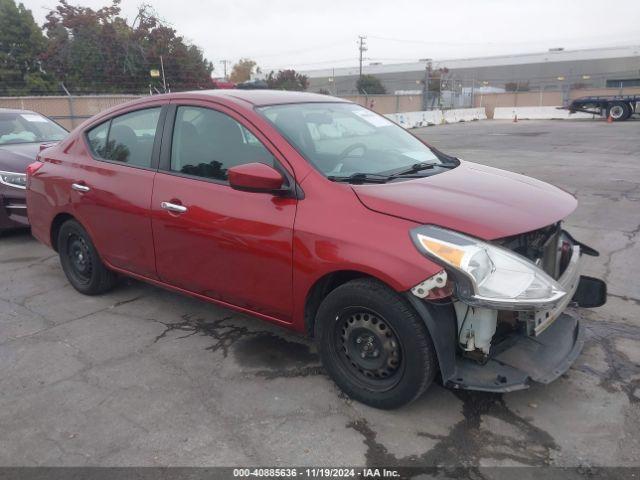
[0,95,142,130]
[309,67,640,113]
[0,78,640,122]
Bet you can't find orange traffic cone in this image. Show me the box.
[607,114,613,123]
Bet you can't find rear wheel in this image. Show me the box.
[57,219,117,295]
[608,102,631,121]
[315,278,437,409]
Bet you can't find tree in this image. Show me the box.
[229,58,258,83]
[41,0,213,94]
[427,67,449,93]
[266,69,309,91]
[356,74,386,94]
[0,0,57,95]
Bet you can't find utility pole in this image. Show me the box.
[220,60,231,80]
[422,59,432,110]
[160,55,167,92]
[358,35,367,80]
[331,67,336,96]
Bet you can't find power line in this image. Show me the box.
[261,58,357,70]
[243,39,354,59]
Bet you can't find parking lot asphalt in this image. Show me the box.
[1,119,639,469]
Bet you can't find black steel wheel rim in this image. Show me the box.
[333,307,404,392]
[66,234,92,284]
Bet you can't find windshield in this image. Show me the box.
[0,112,68,146]
[257,103,444,177]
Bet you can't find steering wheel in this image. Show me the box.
[338,143,368,162]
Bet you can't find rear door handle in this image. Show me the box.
[71,183,90,192]
[160,201,187,214]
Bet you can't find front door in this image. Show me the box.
[151,102,297,322]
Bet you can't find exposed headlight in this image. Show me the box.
[410,225,566,310]
[0,171,27,189]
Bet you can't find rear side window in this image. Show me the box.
[169,106,274,181]
[86,108,161,168]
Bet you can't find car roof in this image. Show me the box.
[171,89,351,107]
[61,90,353,130]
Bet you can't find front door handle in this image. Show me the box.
[160,201,187,214]
[71,183,90,192]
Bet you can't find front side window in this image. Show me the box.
[86,108,161,168]
[258,103,445,178]
[0,112,67,146]
[170,106,274,181]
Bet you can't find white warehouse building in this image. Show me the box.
[302,46,640,95]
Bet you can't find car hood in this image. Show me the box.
[352,161,577,240]
[0,143,41,172]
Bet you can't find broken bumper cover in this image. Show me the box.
[446,311,584,392]
[405,238,605,394]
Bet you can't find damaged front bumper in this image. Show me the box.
[405,241,606,393]
[447,310,584,392]
[521,244,581,336]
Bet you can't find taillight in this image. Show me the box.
[26,161,44,189]
[26,161,43,176]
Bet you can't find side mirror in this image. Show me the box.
[228,163,285,194]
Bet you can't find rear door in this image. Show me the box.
[72,103,167,278]
[151,100,297,322]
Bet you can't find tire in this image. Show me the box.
[315,278,437,409]
[608,102,631,121]
[57,219,117,295]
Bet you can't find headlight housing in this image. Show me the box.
[0,170,27,189]
[410,225,566,310]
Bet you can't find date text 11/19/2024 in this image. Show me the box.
[233,467,401,478]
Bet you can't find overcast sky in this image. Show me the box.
[21,0,640,76]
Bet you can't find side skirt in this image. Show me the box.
[105,262,297,331]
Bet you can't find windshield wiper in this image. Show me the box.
[328,173,390,184]
[328,172,425,184]
[388,161,455,178]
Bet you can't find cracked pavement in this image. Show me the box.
[0,119,638,470]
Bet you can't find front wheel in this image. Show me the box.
[315,278,437,409]
[57,219,117,295]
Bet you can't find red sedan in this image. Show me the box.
[26,90,606,408]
